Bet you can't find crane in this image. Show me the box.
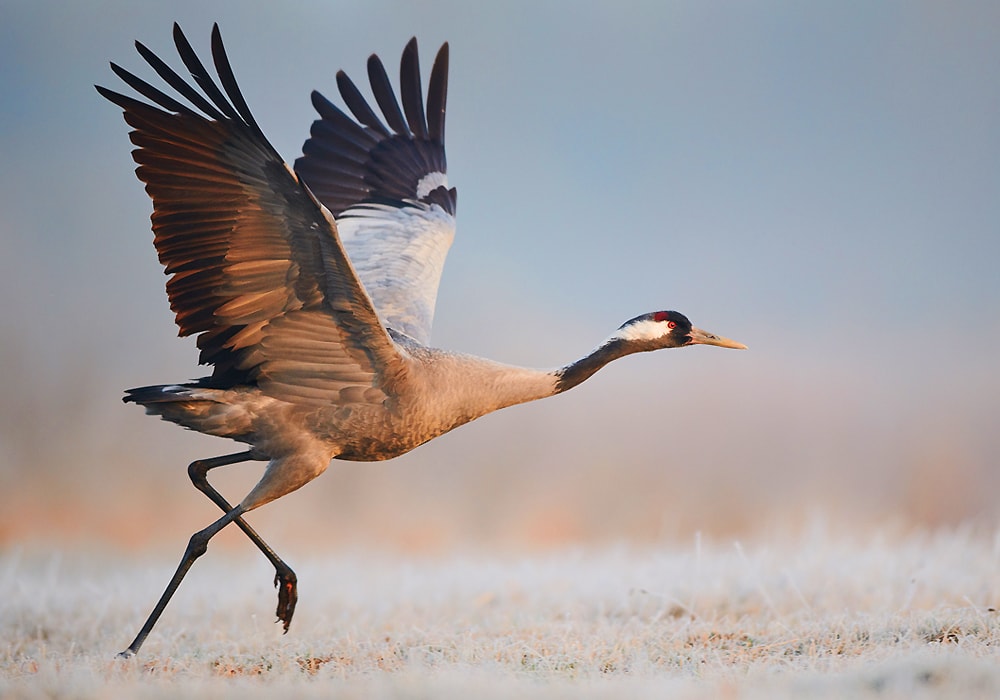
[98,24,746,658]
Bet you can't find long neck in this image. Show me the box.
[474,336,647,403]
[410,337,645,431]
[414,350,562,424]
[554,338,636,393]
[483,335,647,404]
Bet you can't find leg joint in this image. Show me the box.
[185,529,210,559]
[188,459,208,486]
[188,452,253,488]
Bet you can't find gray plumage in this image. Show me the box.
[99,24,745,657]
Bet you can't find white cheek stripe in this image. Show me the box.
[416,171,448,199]
[614,319,669,342]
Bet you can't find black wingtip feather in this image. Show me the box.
[310,89,344,121]
[172,23,242,123]
[426,43,449,143]
[111,24,274,157]
[134,37,226,121]
[95,83,133,110]
[297,38,453,216]
[337,70,391,137]
[367,54,410,137]
[399,38,428,140]
[210,23,268,143]
[107,61,193,115]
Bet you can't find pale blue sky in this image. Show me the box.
[2,1,998,538]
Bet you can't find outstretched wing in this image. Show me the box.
[98,24,408,406]
[294,39,456,345]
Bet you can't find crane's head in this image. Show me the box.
[554,310,746,393]
[613,310,747,351]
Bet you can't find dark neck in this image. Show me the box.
[554,338,636,393]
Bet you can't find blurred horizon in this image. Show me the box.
[2,1,998,555]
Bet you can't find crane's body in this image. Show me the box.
[127,346,558,488]
[99,24,745,657]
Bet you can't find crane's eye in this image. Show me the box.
[667,320,677,329]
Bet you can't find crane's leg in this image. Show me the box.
[119,503,246,658]
[187,452,297,632]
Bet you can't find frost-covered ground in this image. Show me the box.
[4,526,1000,699]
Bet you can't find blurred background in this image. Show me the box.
[1,1,998,556]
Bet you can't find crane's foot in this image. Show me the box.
[116,648,136,660]
[274,567,298,633]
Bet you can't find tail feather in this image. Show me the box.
[123,383,254,441]
[123,384,198,405]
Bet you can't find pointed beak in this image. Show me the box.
[688,327,748,350]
